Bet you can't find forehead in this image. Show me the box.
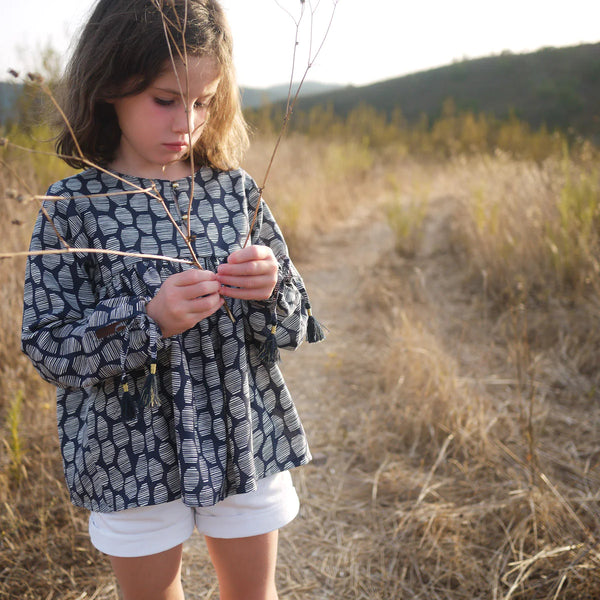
[153,55,221,95]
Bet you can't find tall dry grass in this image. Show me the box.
[2,119,599,598]
[366,152,600,598]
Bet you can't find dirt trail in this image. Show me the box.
[180,205,396,599]
[282,206,396,452]
[180,192,514,599]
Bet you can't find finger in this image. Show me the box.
[187,292,225,316]
[172,268,217,286]
[216,260,273,278]
[179,279,221,300]
[216,273,276,290]
[222,245,275,266]
[218,286,273,301]
[218,254,278,278]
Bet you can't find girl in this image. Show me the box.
[21,1,322,599]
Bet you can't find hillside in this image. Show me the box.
[2,43,599,138]
[291,43,600,139]
[0,81,21,123]
[240,81,343,108]
[0,80,343,124]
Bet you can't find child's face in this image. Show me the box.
[109,55,221,179]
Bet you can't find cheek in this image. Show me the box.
[190,127,204,146]
[191,115,208,138]
[147,104,170,123]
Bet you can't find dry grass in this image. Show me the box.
[362,153,600,598]
[1,134,600,599]
[448,153,600,301]
[242,134,376,259]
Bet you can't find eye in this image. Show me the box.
[154,97,174,107]
[194,98,213,110]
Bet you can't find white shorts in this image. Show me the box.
[88,471,299,558]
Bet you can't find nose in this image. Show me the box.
[173,106,191,134]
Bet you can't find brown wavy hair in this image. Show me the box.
[56,0,248,171]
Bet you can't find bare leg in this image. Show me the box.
[205,530,279,600]
[108,544,185,600]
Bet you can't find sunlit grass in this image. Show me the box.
[2,116,600,598]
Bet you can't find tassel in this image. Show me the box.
[120,377,136,420]
[141,362,160,408]
[306,303,326,343]
[258,323,280,366]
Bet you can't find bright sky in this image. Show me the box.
[1,0,599,88]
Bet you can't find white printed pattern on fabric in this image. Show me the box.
[21,166,312,513]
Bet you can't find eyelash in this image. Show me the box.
[154,98,211,109]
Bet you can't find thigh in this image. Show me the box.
[88,500,194,600]
[109,544,185,600]
[205,530,279,600]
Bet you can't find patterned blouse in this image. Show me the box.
[21,166,315,513]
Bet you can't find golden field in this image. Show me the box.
[1,122,600,598]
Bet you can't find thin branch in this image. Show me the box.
[277,0,305,114]
[243,0,339,247]
[308,0,315,59]
[156,0,197,241]
[0,247,195,265]
[31,190,155,202]
[2,147,201,270]
[2,139,87,162]
[274,0,300,25]
[33,74,84,161]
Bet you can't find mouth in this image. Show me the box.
[163,142,188,152]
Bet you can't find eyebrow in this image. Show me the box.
[153,86,215,98]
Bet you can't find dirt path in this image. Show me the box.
[179,192,526,599]
[180,205,396,599]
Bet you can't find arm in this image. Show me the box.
[21,195,162,389]
[217,181,309,353]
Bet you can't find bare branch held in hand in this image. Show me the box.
[244,0,339,248]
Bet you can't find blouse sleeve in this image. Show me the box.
[21,192,162,389]
[241,176,312,355]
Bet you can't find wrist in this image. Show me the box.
[144,297,167,337]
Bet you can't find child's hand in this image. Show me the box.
[216,246,278,301]
[145,269,224,337]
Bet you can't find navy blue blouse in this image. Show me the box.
[21,166,313,513]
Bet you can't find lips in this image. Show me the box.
[163,142,188,152]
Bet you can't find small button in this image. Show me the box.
[172,182,179,189]
[181,214,188,220]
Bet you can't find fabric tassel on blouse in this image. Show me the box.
[258,321,280,366]
[120,375,136,420]
[117,325,137,419]
[305,302,326,343]
[297,281,326,344]
[141,323,160,408]
[141,362,160,407]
